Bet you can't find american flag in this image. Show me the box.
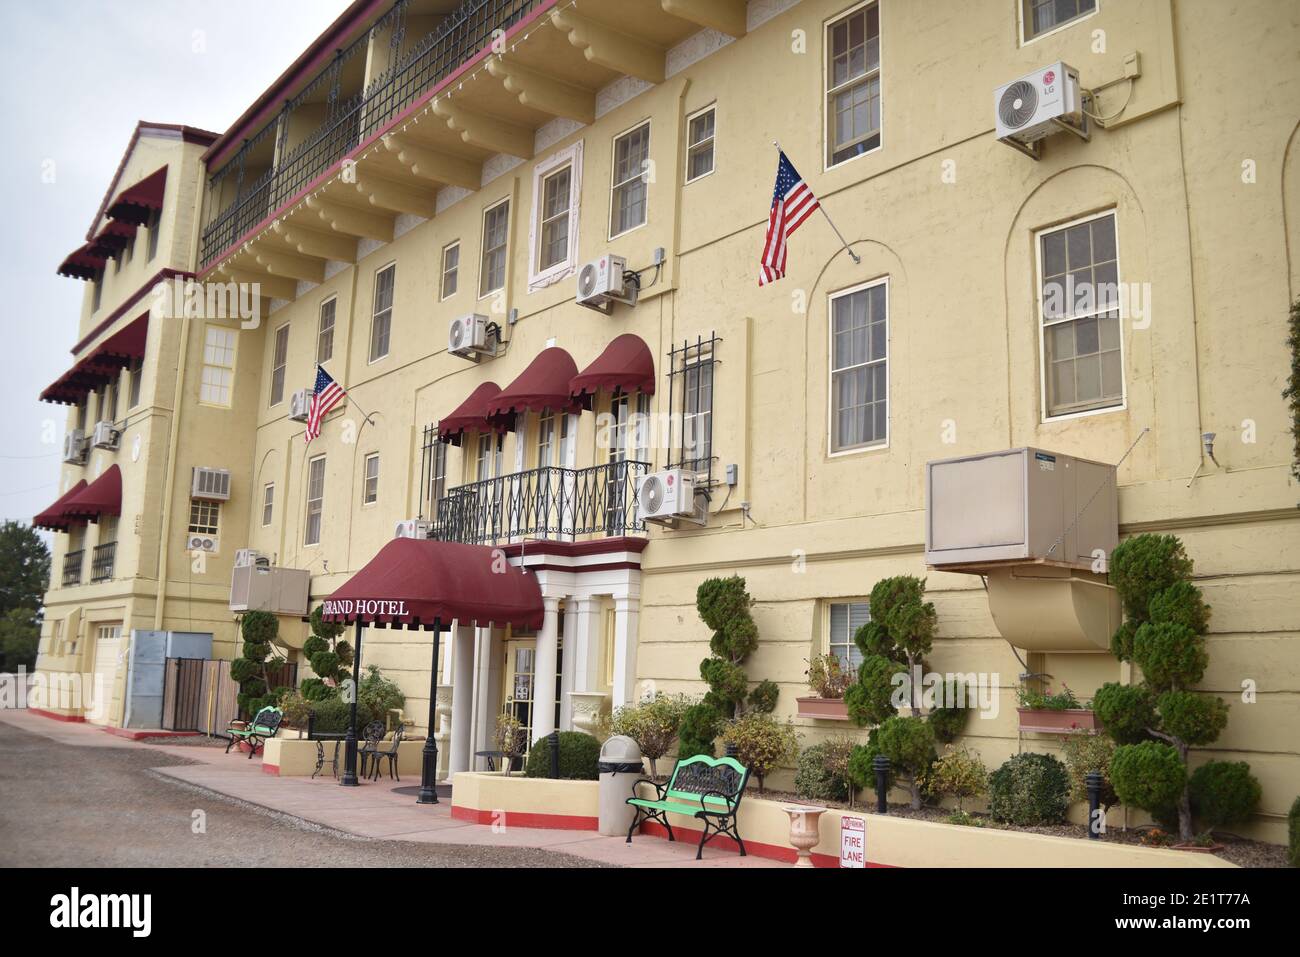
[759,151,820,286]
[305,365,346,444]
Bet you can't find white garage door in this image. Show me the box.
[88,624,122,725]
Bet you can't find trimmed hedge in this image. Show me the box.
[794,742,850,803]
[524,731,601,780]
[989,752,1071,826]
[1188,761,1261,828]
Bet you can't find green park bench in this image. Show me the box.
[225,706,283,759]
[626,754,750,860]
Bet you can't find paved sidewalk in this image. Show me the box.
[0,709,779,868]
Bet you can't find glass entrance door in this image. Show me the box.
[502,639,536,751]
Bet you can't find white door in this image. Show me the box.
[88,624,122,725]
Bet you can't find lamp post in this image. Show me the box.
[417,616,443,804]
[340,619,364,787]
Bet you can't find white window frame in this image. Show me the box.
[362,452,380,506]
[199,325,237,408]
[1019,0,1099,46]
[826,599,871,671]
[317,296,336,365]
[827,276,889,457]
[823,0,884,172]
[304,455,326,547]
[369,262,396,364]
[261,482,274,528]
[478,197,511,300]
[270,322,289,406]
[684,104,716,184]
[188,499,220,536]
[608,120,651,240]
[1034,208,1126,422]
[528,141,584,290]
[440,241,460,301]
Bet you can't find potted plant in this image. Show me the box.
[1015,682,1100,733]
[797,654,854,720]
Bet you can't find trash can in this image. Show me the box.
[597,735,644,836]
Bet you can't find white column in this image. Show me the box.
[470,626,494,758]
[612,596,640,706]
[448,623,475,777]
[559,601,576,730]
[569,596,602,694]
[532,597,560,743]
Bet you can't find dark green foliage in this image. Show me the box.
[929,699,970,743]
[854,576,935,665]
[357,665,405,726]
[699,657,747,706]
[847,742,887,793]
[229,657,258,683]
[870,715,935,809]
[747,679,779,714]
[334,640,354,666]
[1108,535,1195,628]
[1147,580,1211,636]
[694,576,771,719]
[1110,741,1186,814]
[677,703,719,759]
[309,651,340,680]
[308,696,353,734]
[1110,619,1139,660]
[1288,795,1300,867]
[1282,298,1300,481]
[1093,682,1156,744]
[988,752,1071,825]
[524,731,600,780]
[1132,622,1208,691]
[300,678,331,702]
[845,655,901,727]
[1188,761,1261,828]
[242,640,271,663]
[1157,690,1229,746]
[302,636,328,660]
[309,604,346,642]
[0,522,51,671]
[794,742,850,802]
[240,611,279,646]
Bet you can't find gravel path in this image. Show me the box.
[0,721,608,868]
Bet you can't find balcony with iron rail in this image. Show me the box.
[432,459,649,547]
[90,542,117,583]
[62,550,84,588]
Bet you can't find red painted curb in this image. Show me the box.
[101,727,201,740]
[450,805,599,830]
[27,708,86,723]
[262,764,280,776]
[637,821,895,868]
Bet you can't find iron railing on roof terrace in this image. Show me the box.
[199,0,542,268]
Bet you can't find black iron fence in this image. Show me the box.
[62,550,84,587]
[90,542,117,583]
[434,460,649,546]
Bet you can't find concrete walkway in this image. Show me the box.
[0,709,779,869]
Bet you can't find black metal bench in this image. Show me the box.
[626,754,750,860]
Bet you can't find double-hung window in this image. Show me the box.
[829,278,888,453]
[317,298,336,365]
[610,123,650,237]
[261,483,274,527]
[479,200,510,297]
[304,456,326,546]
[369,264,395,362]
[530,143,582,286]
[199,326,236,407]
[270,323,289,406]
[685,106,716,182]
[362,453,380,505]
[828,601,870,671]
[441,243,460,300]
[1022,0,1097,42]
[826,2,881,167]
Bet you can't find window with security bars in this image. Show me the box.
[370,264,395,362]
[479,200,510,296]
[304,456,326,546]
[826,2,881,167]
[610,123,650,237]
[189,499,220,535]
[270,323,289,405]
[666,333,719,483]
[1037,212,1123,417]
[317,298,336,365]
[828,601,870,671]
[1023,0,1096,41]
[830,278,888,452]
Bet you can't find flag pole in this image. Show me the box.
[773,140,861,265]
[348,395,377,426]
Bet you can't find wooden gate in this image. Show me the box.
[162,659,298,735]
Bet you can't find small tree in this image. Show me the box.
[722,712,799,794]
[230,611,283,717]
[862,715,935,809]
[305,605,352,690]
[610,693,692,779]
[1097,534,1227,842]
[930,745,988,812]
[695,576,775,718]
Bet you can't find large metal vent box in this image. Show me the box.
[925,447,1117,571]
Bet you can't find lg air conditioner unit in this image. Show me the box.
[186,533,219,554]
[191,467,231,501]
[289,389,312,422]
[994,61,1087,159]
[394,519,434,540]
[576,255,636,313]
[448,313,493,360]
[62,429,88,465]
[91,421,120,451]
[234,548,267,568]
[636,468,698,524]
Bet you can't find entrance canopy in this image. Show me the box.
[321,538,544,631]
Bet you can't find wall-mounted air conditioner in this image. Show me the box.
[185,533,219,554]
[289,389,312,422]
[636,468,698,524]
[229,563,308,616]
[63,429,88,465]
[994,61,1087,159]
[91,421,121,451]
[576,255,636,313]
[394,519,434,540]
[448,314,494,360]
[191,467,231,501]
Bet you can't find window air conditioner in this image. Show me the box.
[636,468,697,523]
[186,533,219,554]
[191,467,231,501]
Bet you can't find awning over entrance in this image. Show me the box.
[321,538,544,630]
[106,166,167,225]
[33,480,89,532]
[436,380,504,446]
[486,347,582,427]
[40,313,149,406]
[61,465,122,523]
[569,334,656,407]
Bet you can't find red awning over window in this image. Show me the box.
[321,538,544,630]
[41,314,149,406]
[107,166,167,225]
[90,219,139,257]
[57,244,109,281]
[486,348,582,427]
[33,480,89,532]
[569,334,656,407]
[61,466,122,523]
[437,381,504,446]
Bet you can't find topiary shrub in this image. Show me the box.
[794,741,851,802]
[524,731,600,780]
[868,715,935,810]
[721,712,799,794]
[1110,741,1186,819]
[929,745,988,812]
[300,677,331,702]
[747,679,779,714]
[1289,795,1300,867]
[845,655,904,727]
[302,636,329,660]
[677,703,719,759]
[989,752,1071,825]
[1188,761,1261,828]
[694,576,773,719]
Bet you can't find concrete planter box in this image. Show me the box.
[451,771,600,829]
[796,696,850,720]
[1017,708,1099,734]
[262,736,428,777]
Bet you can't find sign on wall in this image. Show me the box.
[840,815,865,868]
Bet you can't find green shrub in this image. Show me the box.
[988,752,1071,825]
[871,715,935,810]
[241,610,279,645]
[721,712,799,794]
[694,576,767,720]
[794,742,851,802]
[357,665,405,727]
[300,677,331,701]
[229,657,259,683]
[1132,622,1208,689]
[1110,741,1186,815]
[1061,729,1118,806]
[677,703,719,759]
[524,731,600,780]
[309,651,341,680]
[846,742,884,794]
[1188,761,1261,828]
[1157,690,1229,746]
[1092,682,1156,745]
[929,698,971,743]
[929,745,988,812]
[1288,796,1300,867]
[308,696,353,735]
[845,655,902,727]
[278,690,313,729]
[302,636,329,660]
[747,679,779,714]
[1108,535,1194,623]
[609,693,692,779]
[853,576,935,713]
[309,604,345,642]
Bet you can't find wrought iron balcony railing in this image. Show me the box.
[199,0,542,268]
[62,550,84,588]
[90,542,117,583]
[433,460,649,546]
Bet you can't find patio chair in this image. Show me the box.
[368,723,407,781]
[358,720,386,779]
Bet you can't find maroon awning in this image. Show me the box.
[569,334,656,407]
[33,480,89,532]
[89,220,139,257]
[321,538,544,630]
[57,244,108,281]
[41,314,149,406]
[61,466,122,523]
[107,166,167,225]
[437,381,504,446]
[486,348,582,427]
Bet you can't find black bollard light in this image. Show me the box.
[873,755,891,814]
[548,730,560,779]
[1085,771,1103,839]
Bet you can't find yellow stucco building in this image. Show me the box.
[34,0,1299,844]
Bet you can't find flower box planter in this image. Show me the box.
[797,697,850,721]
[1016,708,1099,734]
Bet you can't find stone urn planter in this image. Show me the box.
[1017,708,1100,734]
[796,697,850,721]
[568,690,609,736]
[782,805,828,868]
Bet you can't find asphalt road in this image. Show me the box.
[0,721,604,868]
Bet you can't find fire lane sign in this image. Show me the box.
[841,815,865,868]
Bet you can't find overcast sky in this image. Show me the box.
[0,0,352,528]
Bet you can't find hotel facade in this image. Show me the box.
[32,0,1300,843]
